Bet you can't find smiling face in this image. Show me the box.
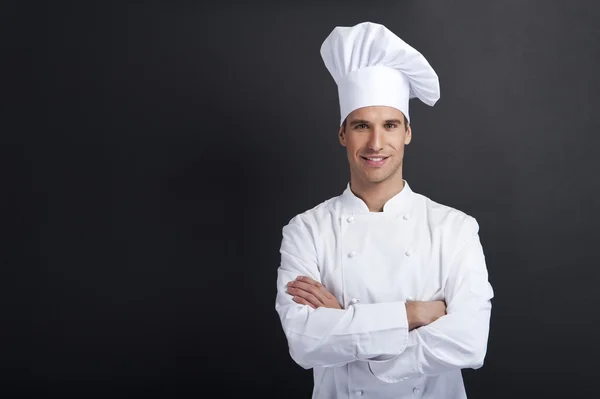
[339,105,411,188]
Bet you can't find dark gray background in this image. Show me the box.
[4,1,600,398]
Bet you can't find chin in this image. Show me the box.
[363,173,390,184]
[366,178,388,184]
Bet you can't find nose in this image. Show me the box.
[367,127,384,151]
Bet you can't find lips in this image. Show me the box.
[361,155,389,167]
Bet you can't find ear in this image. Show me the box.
[338,124,346,146]
[404,123,412,145]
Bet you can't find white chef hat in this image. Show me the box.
[320,21,440,126]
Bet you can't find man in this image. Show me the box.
[274,22,494,399]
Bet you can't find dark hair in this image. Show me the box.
[342,114,409,131]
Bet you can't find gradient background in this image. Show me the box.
[4,1,600,398]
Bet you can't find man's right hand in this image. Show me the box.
[406,300,447,331]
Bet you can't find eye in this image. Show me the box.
[354,124,369,130]
[384,123,397,129]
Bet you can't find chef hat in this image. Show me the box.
[320,21,440,126]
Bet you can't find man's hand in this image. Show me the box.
[287,276,342,309]
[406,300,447,330]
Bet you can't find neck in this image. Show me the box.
[349,173,406,212]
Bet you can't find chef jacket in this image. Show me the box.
[275,180,494,399]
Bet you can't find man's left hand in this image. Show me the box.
[287,276,342,309]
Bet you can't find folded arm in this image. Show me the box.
[274,216,412,369]
[368,217,494,383]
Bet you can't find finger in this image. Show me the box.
[295,277,331,297]
[293,296,316,309]
[289,281,328,304]
[323,290,334,299]
[296,276,322,288]
[288,286,323,308]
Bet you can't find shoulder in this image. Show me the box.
[282,195,339,236]
[413,191,480,241]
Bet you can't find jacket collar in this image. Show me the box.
[340,179,414,215]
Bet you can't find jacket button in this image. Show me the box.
[350,298,360,305]
[348,251,357,258]
[347,216,355,223]
[405,250,412,257]
[403,214,410,220]
[354,390,363,396]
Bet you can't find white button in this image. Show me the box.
[413,387,420,394]
[403,214,410,220]
[354,390,363,396]
[348,251,357,258]
[406,296,414,301]
[347,216,355,223]
[405,250,412,257]
[350,298,361,305]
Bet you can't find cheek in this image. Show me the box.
[344,139,362,154]
[396,134,409,149]
[386,139,403,153]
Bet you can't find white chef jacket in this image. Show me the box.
[275,180,494,399]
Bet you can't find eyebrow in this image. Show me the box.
[349,119,403,126]
[349,119,371,126]
[384,119,403,125]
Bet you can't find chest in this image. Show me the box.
[314,212,449,307]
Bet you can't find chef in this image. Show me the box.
[274,22,494,399]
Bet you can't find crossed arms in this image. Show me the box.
[287,275,447,331]
[274,215,494,383]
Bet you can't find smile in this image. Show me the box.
[360,156,389,167]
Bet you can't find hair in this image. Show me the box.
[341,114,409,132]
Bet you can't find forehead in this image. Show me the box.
[347,106,405,122]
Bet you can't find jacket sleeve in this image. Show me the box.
[275,215,411,369]
[367,216,494,382]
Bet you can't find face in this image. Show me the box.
[339,106,411,186]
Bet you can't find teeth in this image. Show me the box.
[367,157,383,161]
